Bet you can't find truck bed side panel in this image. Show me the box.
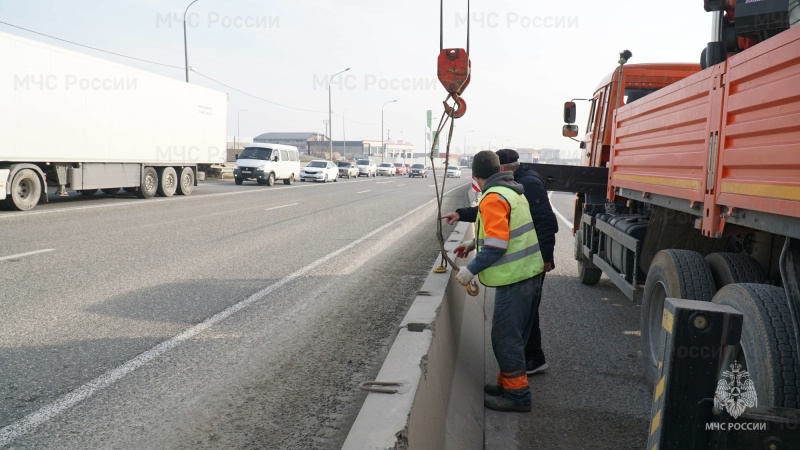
[717,25,800,220]
[609,67,718,204]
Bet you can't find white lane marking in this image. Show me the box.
[356,190,371,194]
[265,203,300,211]
[0,249,55,262]
[0,183,466,446]
[548,192,574,229]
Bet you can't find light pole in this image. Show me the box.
[328,67,350,160]
[342,109,347,159]
[183,0,200,82]
[463,130,474,166]
[237,109,247,150]
[381,100,397,163]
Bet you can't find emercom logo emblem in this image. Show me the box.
[714,361,758,419]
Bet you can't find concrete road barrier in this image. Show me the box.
[343,221,484,449]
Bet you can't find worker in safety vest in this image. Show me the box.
[454,150,545,413]
[444,149,557,376]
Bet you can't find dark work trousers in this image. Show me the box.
[524,273,546,366]
[492,273,544,404]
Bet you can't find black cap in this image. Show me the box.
[496,149,519,165]
[472,150,501,179]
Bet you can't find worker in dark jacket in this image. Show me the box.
[443,149,558,375]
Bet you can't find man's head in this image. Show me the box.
[472,150,501,188]
[496,149,520,172]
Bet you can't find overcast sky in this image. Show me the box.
[1,1,711,157]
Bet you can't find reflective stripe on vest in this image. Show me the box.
[476,185,544,287]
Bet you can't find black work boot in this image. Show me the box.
[484,384,503,396]
[484,394,531,413]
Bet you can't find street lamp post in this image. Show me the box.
[381,100,397,163]
[183,0,200,82]
[237,109,247,150]
[342,108,347,159]
[463,130,474,166]
[328,68,350,160]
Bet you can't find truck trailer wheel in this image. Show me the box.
[576,225,602,285]
[641,250,716,386]
[176,167,194,195]
[705,253,767,290]
[712,284,800,408]
[157,167,178,197]
[2,169,41,211]
[136,167,158,199]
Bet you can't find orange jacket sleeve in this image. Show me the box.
[478,193,510,249]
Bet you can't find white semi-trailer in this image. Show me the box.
[0,30,227,211]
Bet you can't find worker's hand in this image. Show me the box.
[544,262,554,273]
[454,239,476,258]
[455,266,474,286]
[441,212,460,225]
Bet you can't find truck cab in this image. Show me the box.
[564,63,701,171]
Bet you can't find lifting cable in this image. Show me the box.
[432,0,478,297]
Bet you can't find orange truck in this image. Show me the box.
[534,0,800,424]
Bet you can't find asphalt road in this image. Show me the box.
[0,170,473,449]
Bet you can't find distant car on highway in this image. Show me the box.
[393,163,408,176]
[337,161,359,178]
[300,160,339,182]
[356,159,377,177]
[408,164,428,178]
[446,166,462,178]
[377,163,396,176]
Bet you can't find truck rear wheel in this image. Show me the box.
[576,225,602,285]
[157,167,177,197]
[641,250,716,386]
[705,253,767,290]
[2,169,41,211]
[284,174,294,185]
[712,284,800,408]
[136,167,158,199]
[176,167,194,195]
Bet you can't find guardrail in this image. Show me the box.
[343,221,484,449]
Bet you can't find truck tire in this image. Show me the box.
[284,174,295,185]
[157,167,177,197]
[101,188,120,195]
[176,167,194,195]
[641,250,716,386]
[576,225,602,285]
[136,166,158,199]
[266,173,275,186]
[705,253,767,290]
[713,284,800,408]
[2,169,41,211]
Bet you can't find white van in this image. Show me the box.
[233,143,301,186]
